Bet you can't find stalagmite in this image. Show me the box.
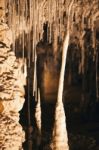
[50,1,74,150]
[35,88,41,146]
[35,88,41,132]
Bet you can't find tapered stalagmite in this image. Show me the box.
[35,89,41,132]
[35,88,41,146]
[51,1,74,150]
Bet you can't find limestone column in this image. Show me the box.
[50,1,74,150]
[0,1,25,149]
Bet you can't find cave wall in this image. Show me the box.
[0,1,25,149]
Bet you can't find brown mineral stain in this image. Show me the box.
[0,101,4,113]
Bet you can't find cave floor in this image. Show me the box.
[21,83,99,150]
[65,83,99,150]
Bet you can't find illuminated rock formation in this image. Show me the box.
[0,2,25,149]
[35,89,41,133]
[0,114,25,150]
[34,88,41,146]
[1,0,99,149]
[50,1,74,150]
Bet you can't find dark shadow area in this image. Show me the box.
[15,21,99,150]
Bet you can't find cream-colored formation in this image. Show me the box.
[0,1,25,149]
[34,89,41,146]
[50,1,74,149]
[51,103,69,150]
[35,89,41,132]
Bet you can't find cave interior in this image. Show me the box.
[0,0,99,150]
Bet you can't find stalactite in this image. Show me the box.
[33,50,37,97]
[12,0,16,53]
[32,0,35,62]
[24,58,27,79]
[28,23,31,68]
[21,0,25,67]
[53,21,58,54]
[96,47,99,101]
[8,0,12,27]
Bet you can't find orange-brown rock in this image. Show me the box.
[0,101,4,113]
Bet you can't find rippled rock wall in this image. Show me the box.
[0,1,25,149]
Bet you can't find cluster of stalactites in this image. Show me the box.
[4,0,73,97]
[5,0,99,50]
[4,0,99,94]
[5,0,74,55]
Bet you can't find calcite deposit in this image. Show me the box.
[0,3,25,150]
[0,114,25,150]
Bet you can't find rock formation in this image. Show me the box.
[34,88,41,146]
[0,1,25,149]
[35,89,41,132]
[0,0,99,149]
[50,1,74,150]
